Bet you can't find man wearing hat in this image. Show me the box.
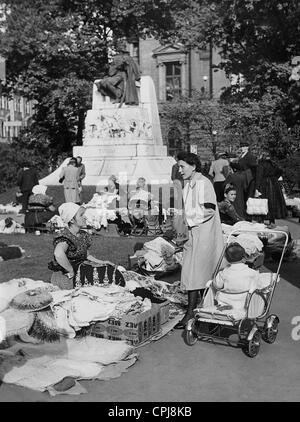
[209,152,230,202]
[230,142,258,199]
[213,243,259,312]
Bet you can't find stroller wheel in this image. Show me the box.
[262,315,279,344]
[243,327,261,358]
[183,319,198,346]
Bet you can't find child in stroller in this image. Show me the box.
[213,242,259,315]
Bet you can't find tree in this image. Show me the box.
[0,0,177,153]
[157,0,300,125]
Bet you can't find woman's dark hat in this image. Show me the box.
[225,243,245,263]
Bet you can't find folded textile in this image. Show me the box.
[143,237,175,255]
[50,285,147,337]
[0,219,25,234]
[1,336,135,393]
[144,250,164,268]
[232,233,264,255]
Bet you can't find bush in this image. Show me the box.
[0,128,55,194]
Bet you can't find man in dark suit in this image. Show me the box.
[230,142,258,199]
[17,162,39,213]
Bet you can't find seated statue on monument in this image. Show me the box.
[95,43,141,107]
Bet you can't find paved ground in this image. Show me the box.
[1,219,300,402]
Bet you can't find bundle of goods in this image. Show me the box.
[222,222,265,269]
[129,237,182,276]
[0,217,25,234]
[222,221,293,263]
[0,241,24,262]
[84,194,118,230]
[0,203,22,215]
[259,226,293,261]
[229,232,264,269]
[284,195,300,217]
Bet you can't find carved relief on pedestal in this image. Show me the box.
[83,108,153,144]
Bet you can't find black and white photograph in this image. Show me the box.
[0,0,299,404]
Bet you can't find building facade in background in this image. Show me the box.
[130,38,230,160]
[0,56,35,143]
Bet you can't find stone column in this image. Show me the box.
[157,63,166,101]
[179,57,188,95]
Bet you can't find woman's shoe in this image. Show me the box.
[173,314,193,330]
[173,320,187,330]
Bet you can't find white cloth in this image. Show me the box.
[32,184,47,195]
[2,337,134,392]
[144,237,175,255]
[58,202,81,224]
[129,189,153,204]
[50,285,145,336]
[233,233,264,255]
[0,219,25,234]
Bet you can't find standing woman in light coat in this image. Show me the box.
[174,152,224,329]
[59,158,80,204]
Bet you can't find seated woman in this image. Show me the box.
[48,202,114,290]
[218,184,244,226]
[24,184,58,232]
[128,177,154,234]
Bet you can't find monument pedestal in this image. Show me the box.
[75,75,175,187]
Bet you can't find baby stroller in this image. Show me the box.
[184,229,289,357]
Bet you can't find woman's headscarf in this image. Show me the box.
[32,184,47,195]
[58,203,81,224]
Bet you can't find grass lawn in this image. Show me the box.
[0,232,149,284]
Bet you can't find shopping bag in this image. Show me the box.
[246,198,268,215]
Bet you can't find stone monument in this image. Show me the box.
[41,60,175,188]
[72,73,175,188]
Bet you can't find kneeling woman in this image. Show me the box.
[48,203,113,289]
[174,153,224,329]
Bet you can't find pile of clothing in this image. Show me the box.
[0,203,22,215]
[222,220,293,262]
[130,237,182,274]
[0,268,186,395]
[0,217,25,234]
[84,193,118,229]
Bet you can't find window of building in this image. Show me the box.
[168,127,183,157]
[25,100,31,115]
[165,62,181,101]
[0,95,8,110]
[15,97,21,112]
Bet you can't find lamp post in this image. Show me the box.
[212,130,218,159]
[202,75,208,98]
